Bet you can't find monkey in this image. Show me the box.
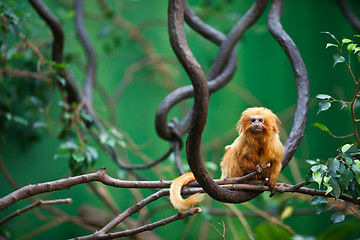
[169,107,284,211]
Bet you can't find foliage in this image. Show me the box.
[0,2,54,147]
[310,33,360,225]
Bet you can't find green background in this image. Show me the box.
[1,0,360,239]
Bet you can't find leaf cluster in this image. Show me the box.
[322,32,360,67]
[306,143,360,223]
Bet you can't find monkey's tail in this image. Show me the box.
[169,172,205,211]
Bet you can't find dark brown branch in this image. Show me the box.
[75,0,96,104]
[0,68,51,83]
[28,0,64,63]
[156,1,238,141]
[72,207,201,240]
[0,198,72,226]
[29,0,80,104]
[168,0,270,204]
[337,0,360,32]
[0,164,268,211]
[2,166,359,239]
[267,0,310,170]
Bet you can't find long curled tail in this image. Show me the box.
[169,172,205,211]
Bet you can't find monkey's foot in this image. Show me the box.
[269,184,277,197]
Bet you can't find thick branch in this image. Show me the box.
[156,0,262,141]
[168,0,270,204]
[29,0,80,104]
[267,0,310,169]
[0,165,266,211]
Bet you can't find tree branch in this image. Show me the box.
[168,0,271,204]
[0,68,51,83]
[72,207,201,240]
[75,0,96,105]
[29,0,80,104]
[0,165,268,211]
[1,167,359,239]
[337,0,360,32]
[267,0,310,169]
[0,198,72,226]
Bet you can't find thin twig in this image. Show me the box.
[0,198,72,226]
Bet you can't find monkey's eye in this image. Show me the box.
[250,118,255,123]
[259,118,264,123]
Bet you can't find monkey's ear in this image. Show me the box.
[236,119,242,133]
[273,114,281,133]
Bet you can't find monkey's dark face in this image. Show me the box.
[250,115,264,133]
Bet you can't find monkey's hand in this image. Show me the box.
[255,164,263,175]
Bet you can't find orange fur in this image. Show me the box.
[169,172,205,211]
[220,107,283,190]
[169,107,284,211]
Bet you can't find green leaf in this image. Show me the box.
[306,159,318,165]
[354,159,360,168]
[311,165,321,173]
[311,196,328,205]
[65,10,75,19]
[340,169,353,189]
[347,43,357,52]
[333,54,345,68]
[85,147,98,162]
[328,158,340,173]
[72,152,85,162]
[321,32,340,44]
[331,212,345,224]
[323,175,331,184]
[329,178,341,199]
[59,141,78,152]
[313,171,322,188]
[355,47,360,54]
[341,143,353,153]
[315,94,333,100]
[340,100,348,110]
[54,62,67,69]
[57,76,66,86]
[325,185,333,195]
[318,101,331,114]
[351,163,360,175]
[99,132,108,144]
[12,115,28,126]
[349,180,360,198]
[342,38,352,44]
[326,43,338,49]
[337,163,346,174]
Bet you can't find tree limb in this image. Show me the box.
[267,0,310,169]
[0,198,72,226]
[75,0,96,105]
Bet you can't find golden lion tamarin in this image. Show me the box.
[169,107,284,211]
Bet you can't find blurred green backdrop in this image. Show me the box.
[1,0,360,239]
